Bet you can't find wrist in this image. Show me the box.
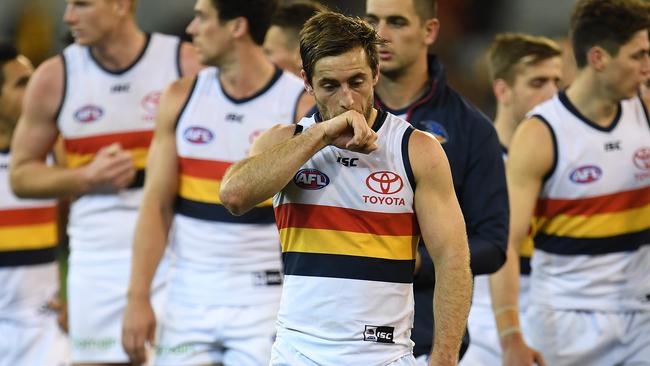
[499,326,524,349]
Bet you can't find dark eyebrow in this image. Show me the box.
[14,75,30,88]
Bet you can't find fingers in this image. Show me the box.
[345,112,377,153]
[534,351,546,366]
[122,325,148,365]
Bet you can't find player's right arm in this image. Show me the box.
[489,117,552,366]
[121,77,194,364]
[10,56,136,198]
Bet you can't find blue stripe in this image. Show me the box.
[0,247,57,267]
[282,252,415,283]
[520,256,531,275]
[535,228,650,255]
[127,169,146,189]
[401,126,416,192]
[175,197,276,224]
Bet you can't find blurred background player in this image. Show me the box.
[9,0,201,364]
[365,0,508,362]
[490,0,650,365]
[460,32,562,366]
[122,0,311,365]
[263,0,326,78]
[0,42,69,366]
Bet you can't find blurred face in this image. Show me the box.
[602,30,650,100]
[63,0,125,45]
[186,0,234,66]
[264,26,301,76]
[305,47,379,121]
[365,0,436,78]
[0,56,34,125]
[508,56,562,122]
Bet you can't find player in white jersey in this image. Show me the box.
[220,12,472,366]
[0,43,69,366]
[9,0,201,364]
[490,1,650,365]
[459,33,562,366]
[121,0,312,365]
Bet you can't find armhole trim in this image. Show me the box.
[531,114,558,184]
[401,126,416,192]
[174,77,198,131]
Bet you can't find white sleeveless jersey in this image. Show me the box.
[273,111,420,365]
[173,66,305,304]
[57,33,181,255]
[0,150,58,267]
[528,91,650,311]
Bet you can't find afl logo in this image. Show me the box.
[74,105,103,123]
[569,165,602,184]
[294,169,329,190]
[633,147,650,170]
[183,126,214,144]
[366,171,403,194]
[141,91,162,114]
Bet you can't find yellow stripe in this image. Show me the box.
[279,227,418,260]
[66,148,149,169]
[178,175,272,207]
[535,204,650,238]
[0,223,57,251]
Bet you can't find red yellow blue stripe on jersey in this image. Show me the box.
[534,185,650,255]
[176,157,274,223]
[0,206,58,266]
[275,203,420,283]
[63,130,152,188]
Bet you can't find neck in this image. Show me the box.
[0,119,14,150]
[90,20,146,71]
[218,44,277,99]
[376,54,430,110]
[565,69,620,128]
[493,107,518,149]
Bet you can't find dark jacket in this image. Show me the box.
[375,55,509,358]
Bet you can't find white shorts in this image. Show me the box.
[0,263,70,366]
[155,298,280,366]
[526,305,650,366]
[272,336,416,366]
[68,253,169,363]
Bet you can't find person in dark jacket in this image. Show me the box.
[365,0,509,362]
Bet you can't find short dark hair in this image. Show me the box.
[300,12,385,83]
[271,1,327,48]
[487,33,562,84]
[211,0,278,45]
[0,43,19,93]
[571,0,650,68]
[413,0,437,22]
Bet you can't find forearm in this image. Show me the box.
[488,243,523,347]
[127,201,173,299]
[431,250,472,363]
[220,125,326,215]
[11,162,90,199]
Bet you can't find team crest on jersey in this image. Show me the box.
[183,126,214,144]
[418,120,448,144]
[569,165,602,184]
[74,105,104,123]
[294,169,329,190]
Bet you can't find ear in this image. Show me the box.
[423,18,440,47]
[587,46,609,71]
[493,79,511,105]
[230,17,249,40]
[114,0,131,17]
[301,69,314,95]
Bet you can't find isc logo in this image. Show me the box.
[293,169,329,190]
[363,325,395,344]
[183,126,214,144]
[569,165,602,184]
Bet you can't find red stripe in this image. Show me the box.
[0,206,57,227]
[178,157,232,180]
[536,186,650,217]
[64,130,153,154]
[274,203,420,236]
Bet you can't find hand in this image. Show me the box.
[46,295,68,333]
[81,143,136,193]
[321,110,378,154]
[122,296,156,365]
[501,333,545,366]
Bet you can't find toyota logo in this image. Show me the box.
[633,147,650,171]
[366,171,403,195]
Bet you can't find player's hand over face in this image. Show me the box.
[82,143,136,193]
[322,110,377,153]
[122,297,156,365]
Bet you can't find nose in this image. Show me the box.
[63,4,76,25]
[186,17,198,37]
[339,85,354,110]
[641,52,650,77]
[375,20,390,41]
